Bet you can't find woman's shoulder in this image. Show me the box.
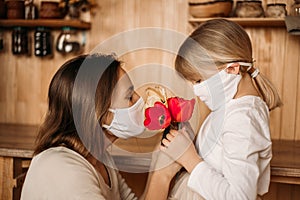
[22,146,104,199]
[30,146,101,180]
[32,146,93,169]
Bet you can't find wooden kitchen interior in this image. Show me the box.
[1,0,300,199]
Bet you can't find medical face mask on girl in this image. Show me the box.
[102,97,145,139]
[193,62,252,111]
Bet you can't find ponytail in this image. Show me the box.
[246,66,282,110]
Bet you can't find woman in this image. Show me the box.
[21,54,145,199]
[160,19,282,199]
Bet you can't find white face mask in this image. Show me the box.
[102,97,145,139]
[193,63,247,111]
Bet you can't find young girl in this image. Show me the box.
[161,19,282,199]
[21,54,145,199]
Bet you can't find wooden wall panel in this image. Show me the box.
[268,28,286,140]
[0,30,77,124]
[296,47,300,140]
[0,1,299,137]
[280,35,300,140]
[0,0,299,199]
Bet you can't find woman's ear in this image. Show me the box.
[102,111,114,127]
[226,63,240,75]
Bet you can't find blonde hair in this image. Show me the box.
[175,19,282,110]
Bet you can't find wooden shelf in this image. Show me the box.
[0,19,91,30]
[189,17,286,27]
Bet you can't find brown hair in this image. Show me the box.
[175,19,282,110]
[34,54,120,159]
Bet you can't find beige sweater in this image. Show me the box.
[21,146,137,200]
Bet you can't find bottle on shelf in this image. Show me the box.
[25,0,38,19]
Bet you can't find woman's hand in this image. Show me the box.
[150,143,182,181]
[161,127,203,173]
[143,145,182,200]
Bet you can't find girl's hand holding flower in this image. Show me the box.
[161,126,203,173]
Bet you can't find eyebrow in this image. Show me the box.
[126,85,134,95]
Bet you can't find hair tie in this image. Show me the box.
[247,66,260,78]
[251,68,260,78]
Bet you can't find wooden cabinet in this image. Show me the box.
[0,123,37,200]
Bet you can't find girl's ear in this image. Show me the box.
[226,63,240,75]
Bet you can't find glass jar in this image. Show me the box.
[235,0,264,18]
[12,27,29,55]
[291,0,300,16]
[56,26,83,54]
[34,27,52,57]
[80,4,91,22]
[266,3,287,18]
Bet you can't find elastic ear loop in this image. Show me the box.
[226,62,252,73]
[108,108,115,113]
[232,62,260,78]
[102,109,115,129]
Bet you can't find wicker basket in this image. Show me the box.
[189,0,233,18]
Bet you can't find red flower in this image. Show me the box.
[167,97,195,122]
[144,102,171,130]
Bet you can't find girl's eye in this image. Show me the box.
[196,79,201,83]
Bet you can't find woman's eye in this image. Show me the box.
[196,79,201,83]
[126,95,133,101]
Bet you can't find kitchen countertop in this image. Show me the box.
[0,123,300,183]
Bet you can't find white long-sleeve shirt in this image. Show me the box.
[187,95,272,200]
[21,146,137,200]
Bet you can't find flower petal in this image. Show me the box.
[167,97,196,122]
[144,102,171,130]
